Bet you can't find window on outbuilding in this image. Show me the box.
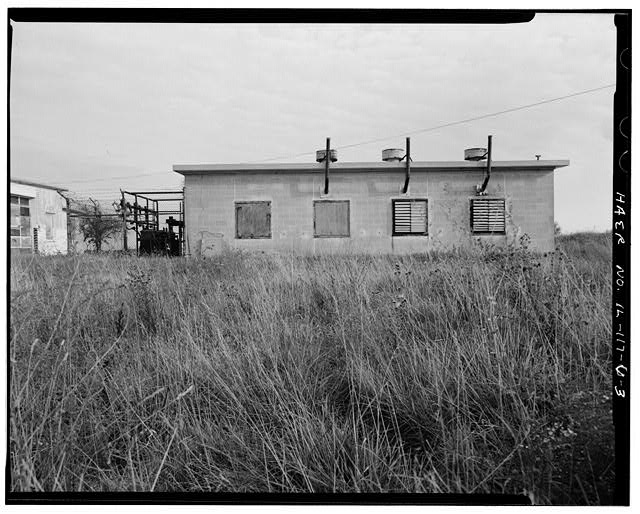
[314,200,350,238]
[392,199,428,236]
[235,201,271,239]
[470,198,506,234]
[10,195,32,249]
[45,214,54,240]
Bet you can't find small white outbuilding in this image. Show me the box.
[10,178,68,255]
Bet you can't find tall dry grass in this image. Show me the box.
[8,233,613,502]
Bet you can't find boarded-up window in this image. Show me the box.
[393,199,428,236]
[471,198,506,234]
[235,201,271,239]
[45,214,54,240]
[314,200,350,238]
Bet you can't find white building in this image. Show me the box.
[10,179,68,255]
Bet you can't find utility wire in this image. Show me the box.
[56,83,614,184]
[60,172,183,185]
[252,83,616,162]
[68,185,178,191]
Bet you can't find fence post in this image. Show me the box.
[121,190,128,252]
[65,196,71,254]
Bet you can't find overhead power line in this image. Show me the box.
[252,83,616,162]
[66,186,182,195]
[55,82,614,186]
[61,171,183,185]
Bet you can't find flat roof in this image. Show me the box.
[10,178,68,192]
[173,160,569,176]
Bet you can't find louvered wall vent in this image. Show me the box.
[471,198,505,234]
[393,199,428,236]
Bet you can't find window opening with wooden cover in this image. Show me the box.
[10,195,32,249]
[470,198,506,234]
[45,214,54,240]
[392,199,428,236]
[235,201,272,239]
[314,200,350,238]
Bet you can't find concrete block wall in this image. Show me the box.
[185,168,556,255]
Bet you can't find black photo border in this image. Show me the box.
[6,7,631,506]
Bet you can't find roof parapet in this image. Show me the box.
[173,160,570,176]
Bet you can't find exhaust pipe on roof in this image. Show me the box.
[402,137,411,194]
[325,138,330,194]
[316,138,334,194]
[476,135,493,195]
[383,139,411,193]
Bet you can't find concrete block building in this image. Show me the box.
[173,157,568,256]
[10,179,68,255]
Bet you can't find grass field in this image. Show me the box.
[9,232,614,503]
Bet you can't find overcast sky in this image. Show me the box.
[9,13,615,233]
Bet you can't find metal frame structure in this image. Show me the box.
[121,190,185,255]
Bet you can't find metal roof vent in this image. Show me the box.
[464,148,488,161]
[382,148,404,162]
[316,149,338,163]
